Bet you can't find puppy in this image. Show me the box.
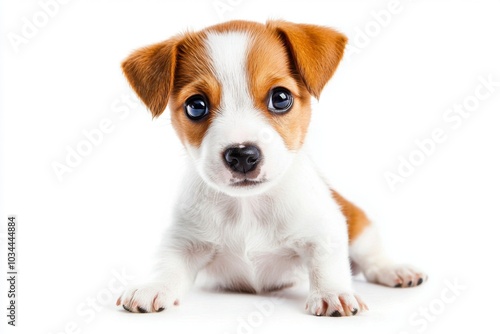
[117,20,427,316]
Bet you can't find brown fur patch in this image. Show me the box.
[332,190,371,243]
[122,38,179,117]
[246,25,312,150]
[266,21,348,99]
[121,31,221,148]
[169,31,221,147]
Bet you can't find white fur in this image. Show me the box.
[118,31,425,316]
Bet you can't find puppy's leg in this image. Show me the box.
[117,241,214,313]
[332,190,428,288]
[302,212,368,317]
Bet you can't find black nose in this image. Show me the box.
[223,145,261,174]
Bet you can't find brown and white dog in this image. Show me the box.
[117,20,427,316]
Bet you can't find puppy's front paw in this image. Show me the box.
[116,282,180,313]
[305,291,368,317]
[367,264,428,288]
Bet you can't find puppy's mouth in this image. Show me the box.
[230,179,266,187]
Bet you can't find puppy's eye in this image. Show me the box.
[184,95,209,121]
[268,87,293,114]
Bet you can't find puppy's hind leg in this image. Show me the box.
[332,191,428,288]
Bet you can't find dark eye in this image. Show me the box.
[184,95,209,121]
[268,87,293,114]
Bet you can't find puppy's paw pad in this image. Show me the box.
[117,282,178,313]
[306,291,367,317]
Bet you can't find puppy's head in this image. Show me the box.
[122,20,347,197]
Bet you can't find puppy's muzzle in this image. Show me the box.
[223,144,261,174]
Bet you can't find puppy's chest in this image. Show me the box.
[214,200,289,255]
[204,199,301,288]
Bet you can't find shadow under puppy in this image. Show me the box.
[117,20,427,316]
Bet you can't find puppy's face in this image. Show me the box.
[123,21,346,197]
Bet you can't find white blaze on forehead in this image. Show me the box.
[203,31,273,147]
[189,31,293,196]
[204,31,253,114]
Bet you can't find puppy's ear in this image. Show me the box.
[267,20,347,98]
[122,39,178,117]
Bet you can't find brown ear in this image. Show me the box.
[121,39,178,117]
[267,20,347,98]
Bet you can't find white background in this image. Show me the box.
[1,0,500,333]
